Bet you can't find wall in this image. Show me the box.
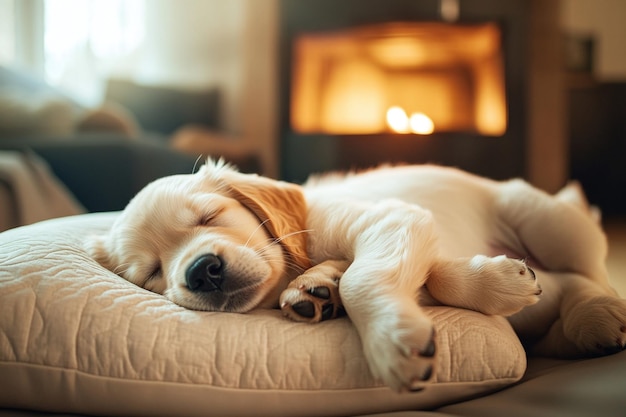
[133,0,278,177]
[240,0,279,178]
[136,0,247,134]
[561,0,626,81]
[562,0,626,215]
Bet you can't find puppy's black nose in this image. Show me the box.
[186,254,224,292]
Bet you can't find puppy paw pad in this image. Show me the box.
[307,286,331,299]
[280,281,343,323]
[291,301,316,318]
[420,365,434,381]
[596,342,625,355]
[419,338,436,358]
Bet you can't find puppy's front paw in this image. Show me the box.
[471,255,542,316]
[360,303,436,392]
[280,260,347,323]
[564,295,626,356]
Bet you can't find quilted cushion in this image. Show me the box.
[0,213,526,416]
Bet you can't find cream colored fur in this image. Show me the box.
[88,160,626,392]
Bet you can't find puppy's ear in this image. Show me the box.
[224,172,311,273]
[84,234,114,271]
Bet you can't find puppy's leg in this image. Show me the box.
[339,200,438,392]
[495,180,626,356]
[496,179,610,287]
[280,260,349,323]
[427,255,542,316]
[526,272,626,357]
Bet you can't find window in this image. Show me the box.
[0,0,145,105]
[0,0,16,65]
[43,0,145,104]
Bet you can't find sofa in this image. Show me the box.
[0,65,259,228]
[0,134,198,211]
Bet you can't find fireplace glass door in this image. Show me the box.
[290,22,506,137]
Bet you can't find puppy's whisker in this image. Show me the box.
[114,268,130,277]
[255,242,281,258]
[191,154,204,174]
[113,263,132,276]
[272,229,314,245]
[284,264,306,276]
[255,230,312,270]
[264,257,305,276]
[245,219,271,248]
[255,238,295,256]
[255,244,306,275]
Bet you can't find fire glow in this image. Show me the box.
[386,106,435,135]
[290,22,507,136]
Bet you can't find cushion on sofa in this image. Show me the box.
[104,78,220,135]
[0,213,527,416]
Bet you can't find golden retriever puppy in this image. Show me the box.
[88,160,626,392]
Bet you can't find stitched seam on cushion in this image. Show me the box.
[0,360,523,390]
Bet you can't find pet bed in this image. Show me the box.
[0,213,529,416]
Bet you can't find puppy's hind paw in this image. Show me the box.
[564,295,626,356]
[471,255,542,316]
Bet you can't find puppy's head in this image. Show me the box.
[87,159,310,312]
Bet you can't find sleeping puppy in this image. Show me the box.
[88,160,626,392]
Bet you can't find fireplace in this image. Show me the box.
[291,21,506,137]
[278,0,550,184]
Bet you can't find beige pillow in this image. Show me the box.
[0,213,526,416]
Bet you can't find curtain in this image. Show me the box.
[43,0,145,105]
[0,0,145,106]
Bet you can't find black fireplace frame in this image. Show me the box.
[278,0,531,183]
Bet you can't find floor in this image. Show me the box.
[606,218,626,297]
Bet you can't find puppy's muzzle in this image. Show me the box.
[186,254,224,292]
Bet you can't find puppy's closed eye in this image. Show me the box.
[150,263,162,279]
[198,208,224,227]
[142,263,162,286]
[141,262,166,293]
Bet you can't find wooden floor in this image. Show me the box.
[606,218,626,297]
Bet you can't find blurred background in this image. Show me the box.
[0,0,625,224]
